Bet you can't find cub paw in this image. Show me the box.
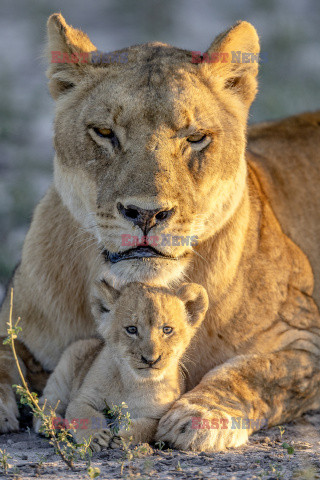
[90,429,113,452]
[109,434,124,449]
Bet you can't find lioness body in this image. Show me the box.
[0,15,319,449]
[248,111,320,306]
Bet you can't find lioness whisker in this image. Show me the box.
[71,240,100,262]
[68,235,99,249]
[191,247,209,265]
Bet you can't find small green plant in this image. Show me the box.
[175,460,182,471]
[4,289,94,472]
[278,425,285,439]
[154,440,165,450]
[270,464,284,479]
[87,466,101,478]
[277,424,294,455]
[103,401,131,435]
[118,438,154,475]
[258,463,284,480]
[119,435,134,475]
[282,442,295,455]
[0,448,12,474]
[276,424,295,455]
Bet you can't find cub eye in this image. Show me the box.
[125,326,138,335]
[93,127,114,138]
[187,133,207,144]
[163,326,173,335]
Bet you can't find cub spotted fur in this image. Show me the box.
[34,281,208,450]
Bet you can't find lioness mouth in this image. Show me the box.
[103,246,177,264]
[137,367,160,370]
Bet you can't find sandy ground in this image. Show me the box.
[0,409,319,480]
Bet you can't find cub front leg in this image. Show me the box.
[109,417,159,449]
[34,339,101,434]
[67,398,158,451]
[0,343,28,433]
[156,348,320,452]
[66,399,110,452]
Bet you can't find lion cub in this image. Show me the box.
[34,281,208,450]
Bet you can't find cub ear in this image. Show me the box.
[203,21,260,107]
[46,13,97,99]
[90,279,120,323]
[176,283,209,328]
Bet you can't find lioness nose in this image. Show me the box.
[117,203,174,234]
[141,355,162,366]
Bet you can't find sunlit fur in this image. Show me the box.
[0,14,319,452]
[34,281,208,449]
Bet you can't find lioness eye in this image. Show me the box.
[187,133,207,144]
[91,127,120,148]
[125,326,138,335]
[93,127,114,138]
[99,302,110,314]
[163,326,173,335]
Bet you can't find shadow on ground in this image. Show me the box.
[0,410,319,479]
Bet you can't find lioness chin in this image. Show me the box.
[0,14,319,451]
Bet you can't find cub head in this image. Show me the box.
[47,14,259,286]
[90,281,209,381]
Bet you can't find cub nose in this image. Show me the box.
[141,355,162,366]
[117,203,174,234]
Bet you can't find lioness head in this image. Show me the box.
[90,281,208,381]
[47,14,259,286]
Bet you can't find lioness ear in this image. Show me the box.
[90,279,120,322]
[176,283,209,328]
[204,21,260,107]
[46,13,97,99]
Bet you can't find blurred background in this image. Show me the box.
[1,0,320,300]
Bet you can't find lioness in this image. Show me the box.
[0,13,319,451]
[34,281,208,450]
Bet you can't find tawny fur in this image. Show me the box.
[34,281,208,450]
[0,14,319,451]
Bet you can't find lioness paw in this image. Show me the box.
[0,387,19,433]
[33,416,42,434]
[155,399,249,452]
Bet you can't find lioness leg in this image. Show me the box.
[0,343,28,433]
[156,348,320,451]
